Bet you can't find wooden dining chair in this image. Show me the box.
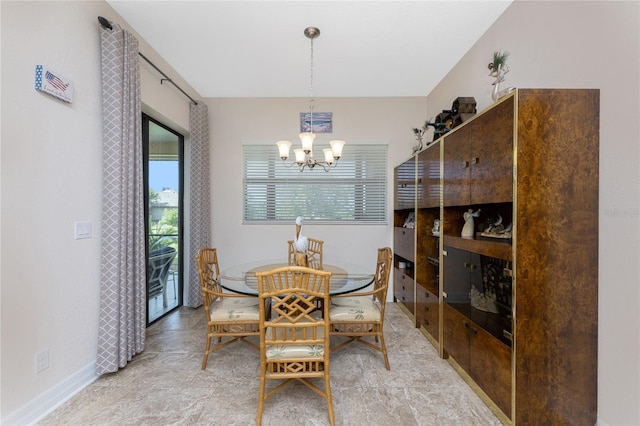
[196,248,260,370]
[255,265,334,426]
[329,247,393,370]
[287,237,324,269]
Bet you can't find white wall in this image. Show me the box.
[427,1,640,425]
[0,1,198,421]
[207,97,426,269]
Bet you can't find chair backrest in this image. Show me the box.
[373,247,393,308]
[195,248,224,312]
[287,237,324,268]
[307,238,323,268]
[148,247,177,297]
[256,265,331,352]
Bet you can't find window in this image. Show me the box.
[243,144,387,224]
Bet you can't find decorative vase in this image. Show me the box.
[491,80,501,102]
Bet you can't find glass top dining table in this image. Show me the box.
[218,260,375,297]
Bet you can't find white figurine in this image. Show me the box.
[432,219,440,236]
[293,216,308,253]
[461,209,481,238]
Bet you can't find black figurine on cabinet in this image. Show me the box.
[425,97,477,142]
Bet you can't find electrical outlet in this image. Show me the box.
[35,348,49,374]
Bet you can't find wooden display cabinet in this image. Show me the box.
[393,156,416,317]
[394,89,599,425]
[415,142,441,343]
[441,90,598,424]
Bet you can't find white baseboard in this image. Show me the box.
[1,361,98,425]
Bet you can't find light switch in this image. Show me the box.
[74,221,92,239]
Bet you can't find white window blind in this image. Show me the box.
[243,144,387,224]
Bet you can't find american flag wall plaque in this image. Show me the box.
[35,65,73,103]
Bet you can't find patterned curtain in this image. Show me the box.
[187,102,211,308]
[96,21,146,375]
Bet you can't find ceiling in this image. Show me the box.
[106,1,512,98]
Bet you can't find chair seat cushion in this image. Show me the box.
[221,296,259,307]
[329,303,381,322]
[331,295,372,307]
[265,326,325,359]
[210,298,260,321]
[265,343,325,360]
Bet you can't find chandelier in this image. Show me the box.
[276,27,345,172]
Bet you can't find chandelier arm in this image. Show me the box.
[282,156,338,172]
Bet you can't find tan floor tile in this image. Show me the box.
[39,302,501,426]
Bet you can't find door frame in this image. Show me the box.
[143,113,185,325]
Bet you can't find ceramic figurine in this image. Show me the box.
[480,214,513,239]
[432,219,440,236]
[293,216,308,253]
[461,209,481,238]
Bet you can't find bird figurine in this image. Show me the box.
[293,216,309,254]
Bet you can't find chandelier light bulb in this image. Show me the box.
[294,148,307,164]
[323,148,335,164]
[276,140,292,160]
[329,140,345,159]
[299,132,316,153]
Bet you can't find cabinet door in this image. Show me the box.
[443,303,470,370]
[416,284,439,341]
[394,158,415,210]
[442,246,471,316]
[443,125,471,207]
[417,144,440,208]
[469,325,512,418]
[470,98,514,205]
[394,227,415,261]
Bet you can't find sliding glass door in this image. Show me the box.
[143,114,184,325]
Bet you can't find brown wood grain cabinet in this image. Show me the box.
[415,142,441,343]
[394,89,599,425]
[417,143,440,209]
[394,142,441,343]
[443,99,513,207]
[511,89,598,425]
[394,266,414,315]
[394,158,415,210]
[393,227,414,260]
[416,283,439,341]
[393,155,417,317]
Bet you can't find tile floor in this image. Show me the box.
[39,303,501,425]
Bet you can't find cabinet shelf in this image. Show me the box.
[443,235,512,261]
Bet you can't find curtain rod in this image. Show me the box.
[98,16,198,106]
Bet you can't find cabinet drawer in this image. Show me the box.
[394,269,414,314]
[416,285,439,341]
[394,227,415,260]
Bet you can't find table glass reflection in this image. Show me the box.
[219,260,374,296]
